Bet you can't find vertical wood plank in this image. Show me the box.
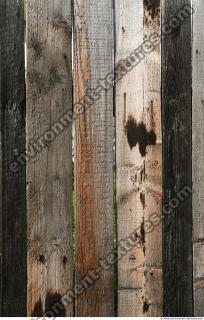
[26,0,73,316]
[115,4,144,314]
[192,0,204,316]
[162,0,193,316]
[0,0,26,315]
[74,0,114,316]
[116,0,162,316]
[143,1,162,316]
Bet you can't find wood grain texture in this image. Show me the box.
[74,0,114,316]
[143,1,162,315]
[0,0,26,315]
[162,0,193,316]
[115,0,162,316]
[26,0,73,316]
[192,0,204,316]
[115,3,145,309]
[118,290,143,316]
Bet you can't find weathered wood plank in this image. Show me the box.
[26,0,73,316]
[143,1,162,316]
[0,0,26,315]
[162,0,193,316]
[74,0,114,316]
[115,4,145,311]
[192,0,204,316]
[116,0,162,316]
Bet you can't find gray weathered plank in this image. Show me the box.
[162,0,193,316]
[74,0,114,316]
[192,0,204,316]
[0,0,26,315]
[26,0,73,316]
[115,0,162,316]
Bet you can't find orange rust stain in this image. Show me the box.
[75,24,97,288]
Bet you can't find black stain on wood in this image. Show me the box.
[62,256,68,267]
[134,220,146,254]
[140,192,146,209]
[31,298,43,316]
[140,220,146,255]
[38,254,46,264]
[125,115,156,156]
[129,254,136,261]
[140,221,145,245]
[45,292,66,316]
[140,163,146,183]
[143,299,150,313]
[143,0,160,18]
[144,0,160,26]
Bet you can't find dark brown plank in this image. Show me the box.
[0,0,26,315]
[162,0,193,316]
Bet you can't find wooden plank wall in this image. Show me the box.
[74,0,114,316]
[0,0,203,317]
[26,0,73,316]
[116,0,162,316]
[162,0,193,316]
[0,0,26,315]
[192,0,204,316]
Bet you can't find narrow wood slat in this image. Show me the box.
[0,0,26,315]
[116,0,162,316]
[143,1,162,316]
[192,0,204,316]
[115,3,145,310]
[26,0,73,316]
[162,0,193,316]
[74,0,114,316]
